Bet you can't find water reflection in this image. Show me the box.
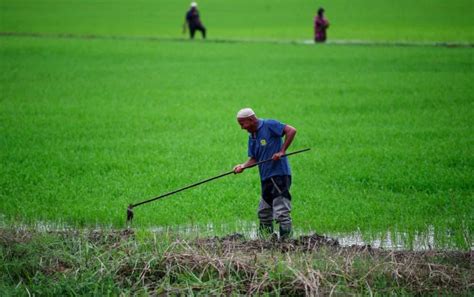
[150,222,468,251]
[2,217,469,250]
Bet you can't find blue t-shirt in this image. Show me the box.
[248,119,291,181]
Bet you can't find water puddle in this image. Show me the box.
[1,217,470,251]
[150,222,470,251]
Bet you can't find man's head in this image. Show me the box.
[190,2,197,7]
[236,108,259,133]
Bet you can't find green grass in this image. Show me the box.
[1,229,471,295]
[1,0,473,42]
[1,35,472,248]
[1,2,472,295]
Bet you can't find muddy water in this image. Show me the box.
[150,222,469,251]
[1,217,469,251]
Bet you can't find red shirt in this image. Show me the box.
[314,16,329,42]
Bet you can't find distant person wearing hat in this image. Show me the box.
[314,7,329,42]
[183,2,206,39]
[233,108,297,240]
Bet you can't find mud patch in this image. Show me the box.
[195,232,343,253]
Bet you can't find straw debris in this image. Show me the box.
[0,228,472,295]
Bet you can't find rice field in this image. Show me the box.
[1,0,473,42]
[0,0,473,294]
[1,35,472,248]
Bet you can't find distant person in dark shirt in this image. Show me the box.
[314,7,329,43]
[183,2,206,39]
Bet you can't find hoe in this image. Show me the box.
[126,148,310,223]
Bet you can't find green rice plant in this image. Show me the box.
[1,35,472,248]
[0,0,473,42]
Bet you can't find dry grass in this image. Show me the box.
[1,228,472,295]
[158,233,473,295]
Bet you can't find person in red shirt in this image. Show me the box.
[314,7,329,43]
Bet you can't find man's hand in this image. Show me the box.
[233,164,245,174]
[272,151,285,160]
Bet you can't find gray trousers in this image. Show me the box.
[257,175,292,230]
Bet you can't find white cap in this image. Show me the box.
[236,108,255,118]
[190,2,197,7]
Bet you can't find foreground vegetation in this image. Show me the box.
[1,228,472,295]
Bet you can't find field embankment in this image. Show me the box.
[1,228,472,295]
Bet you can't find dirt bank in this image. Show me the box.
[1,228,472,295]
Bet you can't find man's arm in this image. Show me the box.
[233,157,257,174]
[272,124,297,160]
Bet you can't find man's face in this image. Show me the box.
[237,117,257,133]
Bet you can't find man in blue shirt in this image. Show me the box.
[233,108,297,239]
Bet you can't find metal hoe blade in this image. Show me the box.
[126,204,134,223]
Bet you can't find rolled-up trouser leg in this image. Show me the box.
[273,196,292,239]
[269,175,292,239]
[260,175,293,239]
[257,198,273,238]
